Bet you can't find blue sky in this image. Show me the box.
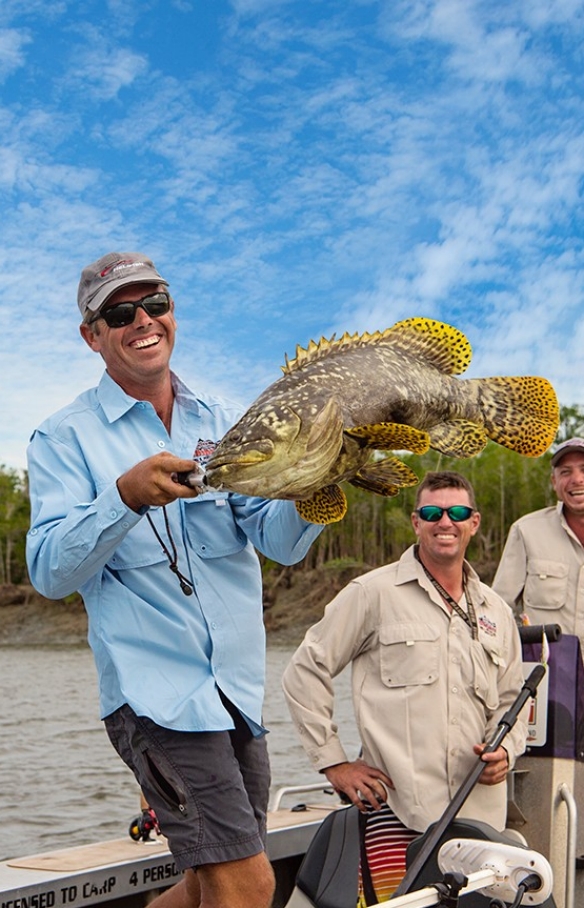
[1,0,583,471]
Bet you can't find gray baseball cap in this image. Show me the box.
[551,437,584,467]
[78,251,168,319]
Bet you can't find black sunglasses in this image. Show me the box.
[89,291,171,329]
[416,505,475,522]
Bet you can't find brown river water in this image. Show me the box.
[0,644,358,861]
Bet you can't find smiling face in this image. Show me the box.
[411,485,481,568]
[79,282,177,394]
[552,452,584,519]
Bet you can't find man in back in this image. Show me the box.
[493,437,584,649]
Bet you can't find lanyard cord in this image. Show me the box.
[146,506,194,596]
[414,545,478,640]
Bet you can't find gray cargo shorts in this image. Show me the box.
[104,697,270,872]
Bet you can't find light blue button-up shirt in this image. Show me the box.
[26,371,322,732]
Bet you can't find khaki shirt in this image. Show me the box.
[493,503,584,651]
[282,545,527,833]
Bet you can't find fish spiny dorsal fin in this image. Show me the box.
[386,317,472,375]
[281,327,396,374]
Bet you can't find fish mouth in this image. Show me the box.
[206,441,275,471]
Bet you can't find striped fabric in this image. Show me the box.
[358,803,419,905]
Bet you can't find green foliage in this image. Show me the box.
[0,466,30,585]
[557,404,584,442]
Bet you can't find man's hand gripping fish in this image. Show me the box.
[202,318,559,524]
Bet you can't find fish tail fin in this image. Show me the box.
[475,376,559,456]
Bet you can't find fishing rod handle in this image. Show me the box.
[482,663,547,754]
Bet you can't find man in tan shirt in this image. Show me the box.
[283,471,526,845]
[493,437,584,650]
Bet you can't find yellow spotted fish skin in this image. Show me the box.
[205,318,559,524]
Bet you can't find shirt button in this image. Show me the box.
[452,686,458,693]
[109,510,118,519]
[452,717,458,725]
[158,441,166,448]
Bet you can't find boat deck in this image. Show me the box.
[0,802,339,908]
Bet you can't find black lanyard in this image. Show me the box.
[414,545,478,640]
[146,506,194,597]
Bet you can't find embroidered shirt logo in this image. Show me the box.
[478,615,497,637]
[193,439,217,467]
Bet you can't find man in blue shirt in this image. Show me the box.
[26,251,322,908]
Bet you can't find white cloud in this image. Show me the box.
[0,27,30,80]
[73,45,149,99]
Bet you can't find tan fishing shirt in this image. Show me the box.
[282,545,527,833]
[493,503,584,651]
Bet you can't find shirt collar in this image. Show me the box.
[96,370,203,424]
[397,544,486,606]
[558,500,584,547]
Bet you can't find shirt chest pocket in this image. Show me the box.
[524,559,568,611]
[183,494,248,558]
[107,494,247,570]
[379,623,440,688]
[107,517,168,570]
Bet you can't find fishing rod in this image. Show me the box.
[391,664,547,899]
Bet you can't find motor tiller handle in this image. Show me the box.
[391,664,546,898]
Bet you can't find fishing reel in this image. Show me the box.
[129,807,161,842]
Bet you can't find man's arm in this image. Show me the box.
[282,588,393,812]
[230,493,324,566]
[26,431,199,599]
[492,522,528,617]
[282,582,374,769]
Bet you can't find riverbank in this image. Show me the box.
[0,585,88,645]
[0,565,364,646]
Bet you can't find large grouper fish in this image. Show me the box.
[203,318,559,524]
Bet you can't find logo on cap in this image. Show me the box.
[99,260,149,278]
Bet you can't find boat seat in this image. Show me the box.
[291,807,557,908]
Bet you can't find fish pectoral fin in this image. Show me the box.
[428,420,488,457]
[295,485,347,524]
[344,422,430,454]
[350,457,419,496]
